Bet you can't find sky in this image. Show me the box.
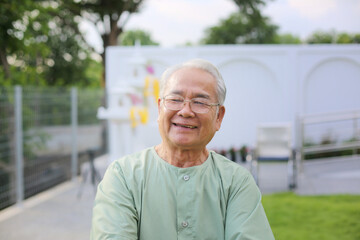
[81,0,360,52]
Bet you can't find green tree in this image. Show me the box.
[65,0,145,85]
[336,32,360,44]
[274,33,302,44]
[233,0,268,18]
[119,29,159,46]
[0,0,100,87]
[306,30,360,44]
[202,0,278,44]
[353,34,360,43]
[0,0,35,79]
[201,12,278,44]
[39,8,99,87]
[306,31,335,44]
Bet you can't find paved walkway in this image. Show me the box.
[0,155,359,240]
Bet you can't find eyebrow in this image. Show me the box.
[194,94,210,99]
[170,91,211,99]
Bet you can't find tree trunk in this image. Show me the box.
[0,46,11,79]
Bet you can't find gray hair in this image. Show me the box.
[160,59,227,105]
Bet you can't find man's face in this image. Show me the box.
[157,67,225,150]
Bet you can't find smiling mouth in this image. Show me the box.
[173,123,197,129]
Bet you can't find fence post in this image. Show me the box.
[353,115,358,156]
[71,87,78,181]
[297,115,304,173]
[14,86,24,206]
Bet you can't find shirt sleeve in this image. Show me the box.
[91,162,138,240]
[225,170,275,240]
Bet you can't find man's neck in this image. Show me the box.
[155,144,209,168]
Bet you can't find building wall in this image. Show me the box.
[104,45,360,161]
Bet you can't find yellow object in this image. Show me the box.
[130,107,149,128]
[129,107,138,128]
[153,78,160,102]
[129,74,160,129]
[144,76,150,97]
[139,108,149,124]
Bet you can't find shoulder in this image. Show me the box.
[107,147,155,178]
[210,151,258,192]
[210,151,251,178]
[113,147,154,166]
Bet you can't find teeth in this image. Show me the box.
[175,123,196,129]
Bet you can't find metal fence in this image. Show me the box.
[0,86,106,210]
[297,109,360,163]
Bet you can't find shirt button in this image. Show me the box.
[183,175,190,181]
[182,221,188,228]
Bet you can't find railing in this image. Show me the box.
[0,86,106,210]
[298,109,360,164]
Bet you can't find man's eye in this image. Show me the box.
[193,100,207,105]
[170,98,183,103]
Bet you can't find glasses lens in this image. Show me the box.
[163,96,215,113]
[190,99,210,113]
[164,96,183,111]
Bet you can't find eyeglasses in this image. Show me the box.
[162,95,220,114]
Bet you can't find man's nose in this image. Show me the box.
[178,101,195,117]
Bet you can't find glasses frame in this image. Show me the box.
[162,95,220,114]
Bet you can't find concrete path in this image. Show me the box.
[296,156,360,195]
[0,155,108,240]
[0,155,359,240]
[0,181,94,240]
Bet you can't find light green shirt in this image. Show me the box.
[91,147,274,240]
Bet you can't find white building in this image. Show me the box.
[100,45,360,162]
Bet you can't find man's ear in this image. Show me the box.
[157,97,163,120]
[215,106,225,131]
[157,98,161,113]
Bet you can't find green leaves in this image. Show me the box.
[306,31,360,44]
[119,29,159,46]
[0,0,101,87]
[201,12,278,44]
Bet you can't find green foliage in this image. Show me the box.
[307,31,360,44]
[201,12,278,44]
[68,0,143,20]
[66,0,145,48]
[0,0,101,87]
[263,193,360,240]
[119,29,159,46]
[352,34,360,43]
[77,87,104,125]
[233,0,267,17]
[336,32,360,44]
[59,0,145,85]
[84,60,103,88]
[274,33,302,44]
[337,33,353,44]
[307,31,335,44]
[0,0,34,53]
[201,0,277,45]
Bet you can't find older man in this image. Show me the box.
[91,59,274,239]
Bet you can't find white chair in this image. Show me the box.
[252,122,296,189]
[256,123,292,161]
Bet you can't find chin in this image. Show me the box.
[171,139,199,149]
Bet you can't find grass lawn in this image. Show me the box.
[262,193,360,240]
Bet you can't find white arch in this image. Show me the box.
[218,58,278,86]
[302,57,360,114]
[210,58,285,148]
